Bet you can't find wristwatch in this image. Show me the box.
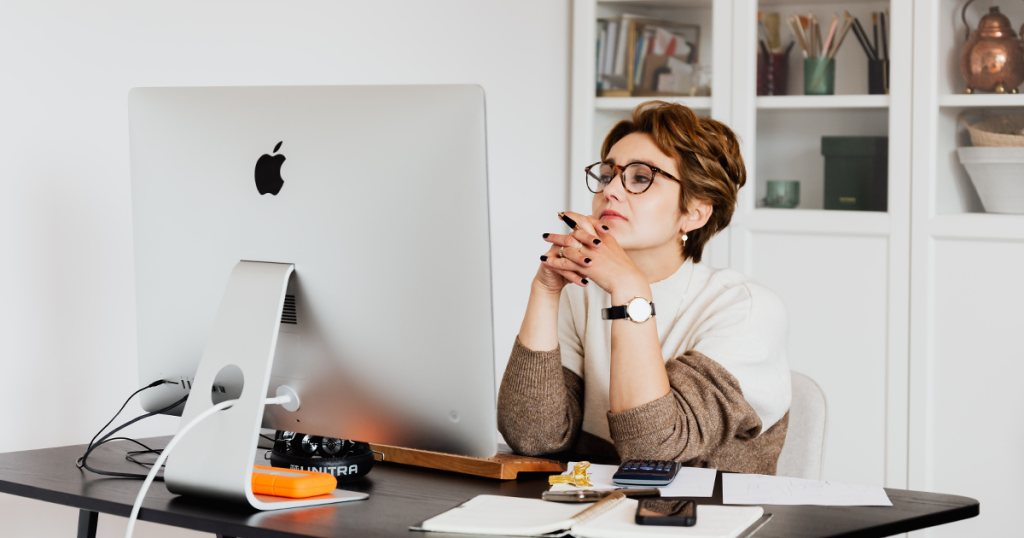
[601,296,656,323]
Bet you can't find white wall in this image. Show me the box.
[0,1,570,536]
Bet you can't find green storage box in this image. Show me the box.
[821,136,888,211]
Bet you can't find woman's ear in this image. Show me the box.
[682,200,713,234]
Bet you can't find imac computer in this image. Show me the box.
[128,85,497,508]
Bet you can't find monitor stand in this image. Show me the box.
[164,261,368,510]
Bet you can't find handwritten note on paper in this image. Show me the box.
[549,462,717,497]
[722,474,893,506]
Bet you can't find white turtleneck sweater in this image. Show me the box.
[557,257,792,444]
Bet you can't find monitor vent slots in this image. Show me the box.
[281,295,297,324]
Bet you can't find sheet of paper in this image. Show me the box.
[549,462,717,498]
[722,474,892,506]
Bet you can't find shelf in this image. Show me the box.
[742,208,890,236]
[929,213,1024,241]
[757,95,890,110]
[938,94,1024,108]
[595,96,712,111]
[599,0,710,6]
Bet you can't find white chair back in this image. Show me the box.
[776,371,828,479]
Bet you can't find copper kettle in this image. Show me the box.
[960,1,1024,93]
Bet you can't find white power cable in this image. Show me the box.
[124,395,293,538]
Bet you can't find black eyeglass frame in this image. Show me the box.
[585,161,682,195]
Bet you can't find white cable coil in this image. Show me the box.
[124,395,293,538]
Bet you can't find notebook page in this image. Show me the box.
[722,474,893,506]
[571,500,764,538]
[420,495,583,536]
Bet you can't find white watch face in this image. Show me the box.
[626,298,653,322]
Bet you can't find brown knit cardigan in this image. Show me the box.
[497,338,789,475]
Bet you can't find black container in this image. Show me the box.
[868,59,890,95]
[822,136,888,211]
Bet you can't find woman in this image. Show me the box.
[497,101,791,475]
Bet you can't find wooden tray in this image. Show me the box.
[368,443,566,480]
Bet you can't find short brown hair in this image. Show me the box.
[600,101,746,264]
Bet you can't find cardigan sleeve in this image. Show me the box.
[496,337,584,456]
[605,349,766,464]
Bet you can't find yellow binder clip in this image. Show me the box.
[548,461,593,487]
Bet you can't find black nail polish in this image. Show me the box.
[581,279,589,285]
[593,239,601,245]
[543,233,550,239]
[540,255,548,261]
[601,225,609,231]
[584,258,591,264]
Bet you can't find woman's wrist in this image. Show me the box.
[609,275,652,306]
[519,280,562,352]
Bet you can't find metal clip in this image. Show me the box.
[548,461,594,487]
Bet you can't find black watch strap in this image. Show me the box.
[601,302,656,320]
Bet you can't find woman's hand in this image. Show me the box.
[539,211,646,297]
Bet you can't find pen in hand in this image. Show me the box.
[558,212,578,230]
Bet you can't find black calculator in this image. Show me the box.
[612,460,681,486]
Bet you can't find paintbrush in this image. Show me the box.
[872,12,879,59]
[821,14,839,58]
[765,12,781,51]
[827,12,855,60]
[789,16,810,58]
[880,11,888,61]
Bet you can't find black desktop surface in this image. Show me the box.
[0,437,978,538]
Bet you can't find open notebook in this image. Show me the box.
[413,492,766,538]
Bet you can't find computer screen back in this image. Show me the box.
[129,85,496,457]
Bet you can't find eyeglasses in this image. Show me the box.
[585,161,681,195]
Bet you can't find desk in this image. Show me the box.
[0,437,977,538]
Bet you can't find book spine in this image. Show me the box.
[604,21,619,76]
[614,19,629,75]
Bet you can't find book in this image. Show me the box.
[604,20,619,76]
[597,23,608,88]
[415,492,766,538]
[613,18,630,75]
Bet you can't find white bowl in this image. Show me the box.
[957,147,1024,214]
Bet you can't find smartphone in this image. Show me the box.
[635,498,697,527]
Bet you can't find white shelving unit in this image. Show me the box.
[910,1,1024,536]
[756,94,890,109]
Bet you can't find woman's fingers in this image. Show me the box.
[562,211,598,236]
[544,232,600,250]
[587,215,611,234]
[556,268,588,286]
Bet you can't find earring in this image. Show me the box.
[681,233,688,247]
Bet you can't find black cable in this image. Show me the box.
[77,393,188,479]
[85,380,169,454]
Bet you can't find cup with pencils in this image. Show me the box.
[789,12,854,95]
[757,12,793,96]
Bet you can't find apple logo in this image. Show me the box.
[254,141,285,195]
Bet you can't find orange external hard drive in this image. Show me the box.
[251,465,338,498]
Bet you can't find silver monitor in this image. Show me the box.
[129,85,496,458]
